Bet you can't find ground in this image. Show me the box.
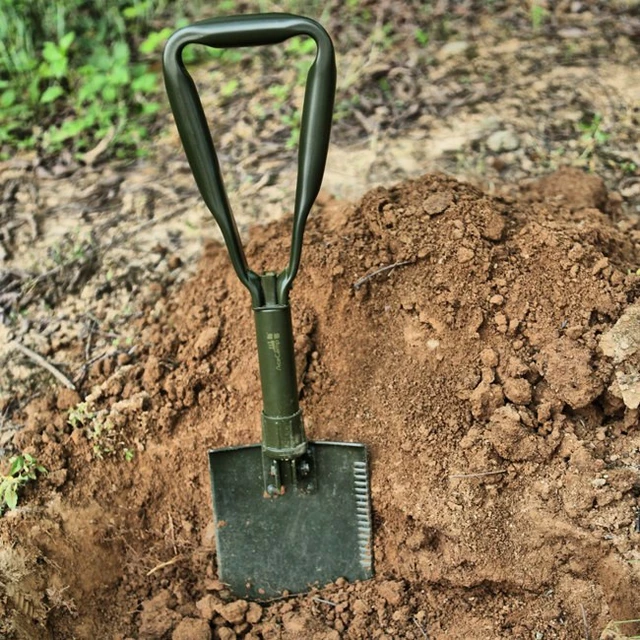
[0,2,639,639]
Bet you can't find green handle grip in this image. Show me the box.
[162,13,336,306]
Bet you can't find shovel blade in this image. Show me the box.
[209,441,373,600]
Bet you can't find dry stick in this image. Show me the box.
[353,260,412,289]
[580,603,590,640]
[413,617,429,639]
[168,512,178,557]
[312,597,338,607]
[10,341,76,391]
[146,555,182,576]
[448,469,508,479]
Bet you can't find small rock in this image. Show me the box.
[457,247,475,263]
[167,254,182,271]
[591,257,609,276]
[282,612,312,634]
[196,594,219,621]
[437,40,469,60]
[489,294,504,306]
[503,377,533,405]
[480,348,499,368]
[217,600,249,625]
[423,192,453,216]
[353,599,368,615]
[48,468,68,488]
[378,579,405,606]
[494,312,508,333]
[138,590,180,638]
[172,617,211,640]
[117,352,132,366]
[56,388,80,411]
[204,579,225,592]
[245,602,262,624]
[142,355,163,388]
[194,326,221,359]
[481,211,506,241]
[217,627,236,640]
[486,130,520,153]
[469,380,505,420]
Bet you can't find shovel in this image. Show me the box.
[163,13,373,600]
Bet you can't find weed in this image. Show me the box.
[578,113,610,145]
[414,28,429,46]
[530,3,549,31]
[620,161,637,175]
[577,113,610,162]
[0,453,47,512]
[68,401,131,460]
[0,0,176,159]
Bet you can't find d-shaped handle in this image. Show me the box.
[163,13,336,306]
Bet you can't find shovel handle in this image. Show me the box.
[163,14,336,306]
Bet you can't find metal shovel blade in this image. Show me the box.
[209,441,373,600]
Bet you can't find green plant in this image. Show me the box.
[0,0,179,159]
[0,453,47,512]
[68,402,130,460]
[577,113,610,161]
[530,3,549,30]
[414,28,429,46]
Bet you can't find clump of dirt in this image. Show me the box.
[1,169,639,639]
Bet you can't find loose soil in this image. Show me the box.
[1,167,639,639]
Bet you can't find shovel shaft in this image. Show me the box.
[254,305,305,459]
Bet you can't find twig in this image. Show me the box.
[312,597,337,607]
[413,617,429,639]
[146,555,182,576]
[580,603,590,640]
[353,260,412,289]
[10,341,76,390]
[448,469,508,479]
[168,512,178,557]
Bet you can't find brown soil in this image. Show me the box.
[1,167,639,639]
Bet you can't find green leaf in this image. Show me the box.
[41,85,64,104]
[42,42,64,64]
[5,485,18,510]
[112,42,130,65]
[110,66,130,86]
[131,72,157,94]
[1,89,16,107]
[139,28,172,55]
[8,456,23,476]
[140,102,159,115]
[102,85,117,102]
[59,32,75,52]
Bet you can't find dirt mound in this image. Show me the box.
[1,169,639,639]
